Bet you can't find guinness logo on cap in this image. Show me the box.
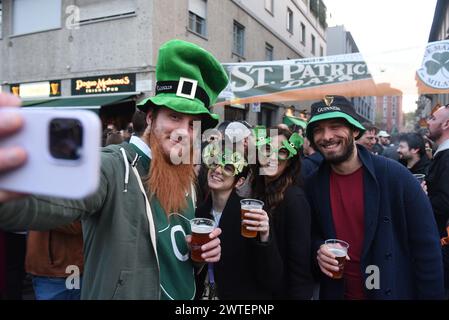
[323,95,334,107]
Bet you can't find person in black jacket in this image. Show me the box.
[251,127,314,299]
[195,145,281,299]
[427,104,449,296]
[397,132,431,175]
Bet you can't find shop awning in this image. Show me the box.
[21,94,136,109]
[283,116,307,129]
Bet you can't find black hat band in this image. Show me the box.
[155,79,210,107]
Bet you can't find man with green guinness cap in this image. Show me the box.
[0,39,227,299]
[306,95,444,300]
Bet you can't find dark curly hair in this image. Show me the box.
[251,127,302,214]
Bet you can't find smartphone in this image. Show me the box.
[0,107,101,199]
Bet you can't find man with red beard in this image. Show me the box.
[0,40,225,300]
[305,95,444,300]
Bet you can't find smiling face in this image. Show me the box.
[207,165,238,192]
[147,107,200,161]
[312,119,359,164]
[397,141,413,161]
[357,129,377,151]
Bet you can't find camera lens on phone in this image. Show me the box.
[49,118,83,160]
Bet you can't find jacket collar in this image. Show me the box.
[129,135,152,159]
[118,142,150,175]
[196,190,241,223]
[435,138,449,157]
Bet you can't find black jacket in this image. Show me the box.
[269,185,314,299]
[409,155,431,175]
[195,187,314,299]
[427,148,449,236]
[195,191,283,300]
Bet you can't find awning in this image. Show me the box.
[283,116,307,129]
[21,94,136,109]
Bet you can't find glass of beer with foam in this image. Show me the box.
[190,218,216,262]
[325,239,349,279]
[240,199,264,238]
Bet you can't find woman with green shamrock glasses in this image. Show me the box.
[195,143,282,299]
[251,127,314,299]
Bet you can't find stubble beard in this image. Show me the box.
[321,136,355,165]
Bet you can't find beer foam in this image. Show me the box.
[329,248,346,257]
[241,205,262,210]
[191,224,214,234]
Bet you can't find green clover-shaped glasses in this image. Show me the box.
[258,133,304,161]
[202,143,247,177]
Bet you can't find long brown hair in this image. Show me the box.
[251,127,302,214]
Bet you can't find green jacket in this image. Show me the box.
[0,143,160,299]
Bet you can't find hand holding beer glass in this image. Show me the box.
[240,199,269,241]
[189,218,219,263]
[317,239,350,279]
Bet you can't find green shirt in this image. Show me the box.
[131,143,196,300]
[152,197,196,300]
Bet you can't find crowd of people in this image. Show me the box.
[0,39,448,300]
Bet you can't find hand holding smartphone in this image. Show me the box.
[0,107,101,199]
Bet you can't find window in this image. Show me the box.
[310,0,318,16]
[188,12,206,36]
[265,43,273,61]
[287,8,293,33]
[78,0,136,24]
[188,0,207,36]
[0,1,2,38]
[311,34,316,54]
[300,22,306,44]
[233,21,245,57]
[320,46,324,56]
[265,0,273,14]
[13,0,61,35]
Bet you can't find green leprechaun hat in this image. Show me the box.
[138,39,229,130]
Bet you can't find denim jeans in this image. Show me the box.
[32,276,82,300]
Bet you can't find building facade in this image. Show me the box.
[326,25,376,124]
[374,95,403,134]
[0,0,327,128]
[326,25,359,55]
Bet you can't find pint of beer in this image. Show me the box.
[190,218,216,263]
[240,199,264,238]
[325,239,349,279]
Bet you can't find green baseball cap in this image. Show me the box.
[138,39,229,130]
[306,95,366,141]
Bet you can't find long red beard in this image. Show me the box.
[146,133,195,214]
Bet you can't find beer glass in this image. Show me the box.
[50,82,60,95]
[325,239,349,279]
[240,199,264,238]
[190,218,216,262]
